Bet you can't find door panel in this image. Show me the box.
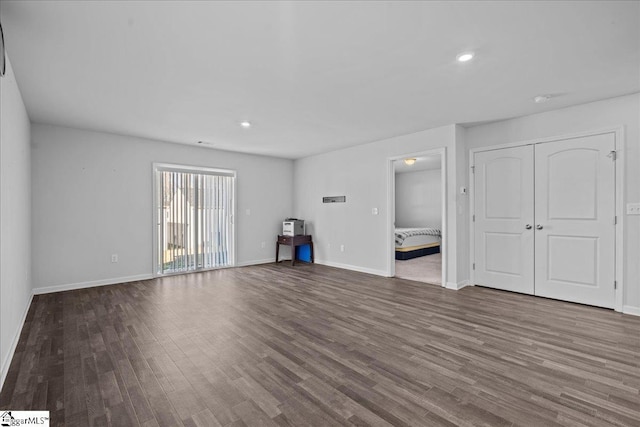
[547,148,599,220]
[474,146,534,294]
[534,134,615,308]
[485,232,523,275]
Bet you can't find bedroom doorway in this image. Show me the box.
[389,150,446,286]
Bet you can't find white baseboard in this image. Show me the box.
[1,292,34,392]
[32,274,154,295]
[236,258,275,267]
[622,305,640,317]
[315,260,388,277]
[445,280,472,291]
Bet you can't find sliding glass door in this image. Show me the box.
[154,164,235,275]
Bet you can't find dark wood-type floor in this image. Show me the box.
[1,263,639,427]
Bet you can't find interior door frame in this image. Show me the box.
[387,147,447,287]
[469,127,625,312]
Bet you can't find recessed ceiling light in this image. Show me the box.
[533,95,551,103]
[456,52,475,63]
[404,158,417,166]
[240,121,251,128]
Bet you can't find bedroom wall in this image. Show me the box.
[293,124,468,287]
[466,93,640,314]
[0,55,32,387]
[395,169,442,228]
[31,124,294,292]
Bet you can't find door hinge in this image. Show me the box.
[614,280,617,290]
[472,214,475,222]
[471,166,475,173]
[614,216,617,225]
[472,263,475,270]
[608,150,617,161]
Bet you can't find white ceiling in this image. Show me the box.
[1,1,638,159]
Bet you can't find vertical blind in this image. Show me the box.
[156,166,235,275]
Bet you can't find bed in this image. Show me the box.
[395,227,441,260]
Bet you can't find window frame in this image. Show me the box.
[152,162,237,277]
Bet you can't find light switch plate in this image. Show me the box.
[627,203,640,215]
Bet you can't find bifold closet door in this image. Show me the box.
[473,146,535,294]
[533,134,616,308]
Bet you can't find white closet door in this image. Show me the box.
[534,134,616,308]
[474,146,534,294]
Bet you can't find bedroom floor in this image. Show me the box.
[394,252,441,285]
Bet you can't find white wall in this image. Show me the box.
[455,125,469,285]
[0,55,32,385]
[293,124,467,286]
[466,93,640,313]
[31,124,293,292]
[395,169,442,228]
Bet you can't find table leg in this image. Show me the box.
[310,242,314,263]
[291,243,295,266]
[275,242,279,263]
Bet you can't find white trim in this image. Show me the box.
[622,305,640,317]
[153,162,236,176]
[469,158,476,288]
[445,280,472,291]
[316,259,388,277]
[613,127,625,313]
[467,126,624,153]
[236,258,275,267]
[1,293,34,391]
[387,147,447,288]
[32,274,153,295]
[468,126,625,312]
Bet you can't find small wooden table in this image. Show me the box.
[276,235,314,266]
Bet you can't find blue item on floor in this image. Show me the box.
[296,244,311,262]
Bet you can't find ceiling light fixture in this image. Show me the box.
[404,158,417,166]
[533,95,551,103]
[456,52,474,63]
[240,121,252,128]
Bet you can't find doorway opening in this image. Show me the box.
[389,149,446,286]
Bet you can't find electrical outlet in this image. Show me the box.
[111,254,118,263]
[627,203,640,215]
[372,207,378,215]
[340,244,345,252]
[261,241,266,248]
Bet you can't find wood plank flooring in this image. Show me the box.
[1,263,639,426]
